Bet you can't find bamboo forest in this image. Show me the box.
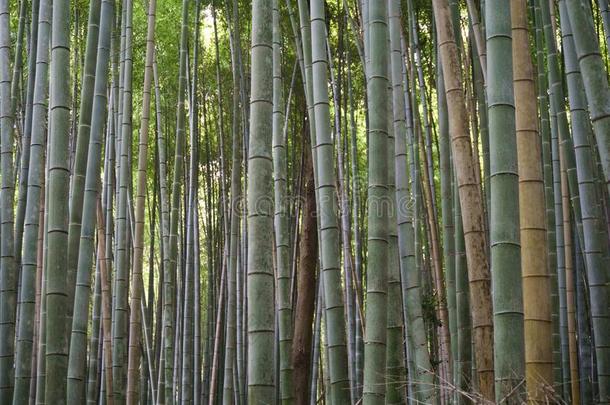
[3,0,610,403]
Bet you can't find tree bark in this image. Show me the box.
[292,132,317,405]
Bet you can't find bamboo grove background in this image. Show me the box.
[0,0,609,403]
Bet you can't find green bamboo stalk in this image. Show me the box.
[362,0,390,402]
[65,0,101,333]
[221,2,243,403]
[398,30,435,404]
[29,198,44,405]
[35,216,47,405]
[549,74,571,401]
[44,0,72,401]
[247,0,275,402]
[85,260,101,404]
[66,0,114,401]
[562,3,610,400]
[14,0,40,275]
[12,0,50,401]
[112,0,134,400]
[560,145,580,405]
[271,0,293,401]
[310,1,350,403]
[385,5,406,403]
[565,0,610,200]
[331,15,357,401]
[36,149,50,405]
[0,0,17,399]
[347,34,364,400]
[575,235,593,404]
[486,3,525,400]
[539,2,606,400]
[559,3,610,401]
[97,198,115,405]
[152,56,171,405]
[164,1,189,402]
[190,4,203,404]
[389,3,427,404]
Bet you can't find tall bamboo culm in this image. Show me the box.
[44,0,72,402]
[362,0,390,402]
[247,0,275,402]
[432,0,495,400]
[511,0,552,401]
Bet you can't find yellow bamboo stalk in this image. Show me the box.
[511,0,553,401]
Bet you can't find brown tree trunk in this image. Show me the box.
[292,128,318,405]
